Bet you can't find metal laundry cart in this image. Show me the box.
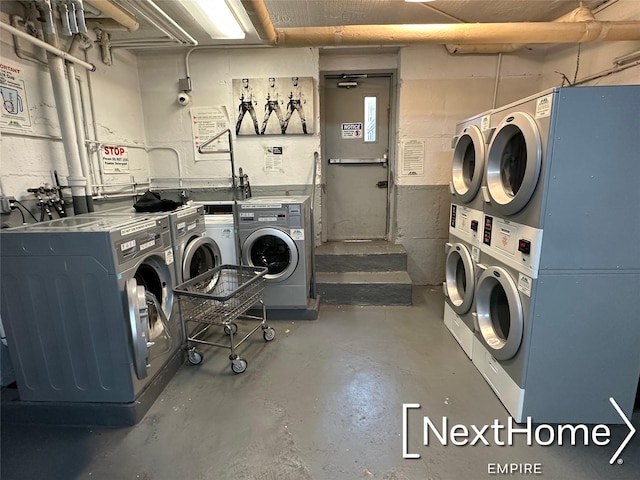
[174,265,274,373]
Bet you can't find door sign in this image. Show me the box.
[341,122,363,139]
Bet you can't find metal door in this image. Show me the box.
[242,228,299,282]
[322,74,391,240]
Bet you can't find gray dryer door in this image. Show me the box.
[242,228,299,283]
[486,112,542,215]
[444,242,475,315]
[126,278,150,380]
[451,125,485,204]
[182,236,222,289]
[474,266,524,361]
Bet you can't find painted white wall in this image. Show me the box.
[0,11,148,205]
[541,0,640,89]
[397,45,544,187]
[137,48,320,189]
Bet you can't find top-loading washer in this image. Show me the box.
[237,196,311,309]
[482,86,640,270]
[0,215,180,403]
[470,223,640,424]
[450,110,492,212]
[443,203,483,359]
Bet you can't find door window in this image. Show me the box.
[500,129,527,198]
[364,96,377,142]
[461,141,476,188]
[489,285,511,341]
[250,235,291,274]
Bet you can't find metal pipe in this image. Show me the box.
[0,21,96,71]
[67,62,94,209]
[85,0,139,32]
[45,26,88,214]
[84,50,105,193]
[492,53,502,109]
[276,21,640,47]
[240,0,277,44]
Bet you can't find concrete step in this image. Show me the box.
[316,271,412,306]
[315,240,407,272]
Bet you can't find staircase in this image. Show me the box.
[314,240,413,305]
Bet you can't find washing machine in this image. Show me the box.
[442,203,483,359]
[237,196,311,309]
[0,215,180,403]
[482,86,640,270]
[470,215,640,424]
[450,110,492,212]
[194,201,239,266]
[95,204,222,286]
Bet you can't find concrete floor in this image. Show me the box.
[2,287,639,480]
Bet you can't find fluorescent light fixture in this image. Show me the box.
[181,0,245,40]
[405,1,436,3]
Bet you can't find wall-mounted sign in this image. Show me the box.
[191,106,230,161]
[103,145,129,172]
[341,122,363,139]
[400,139,425,176]
[264,146,283,172]
[0,62,32,132]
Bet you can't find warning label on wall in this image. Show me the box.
[341,122,363,139]
[0,62,32,132]
[103,145,129,172]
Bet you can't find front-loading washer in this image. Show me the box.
[94,204,222,287]
[193,201,239,266]
[0,215,180,403]
[443,203,483,359]
[237,196,311,309]
[450,110,492,212]
[471,218,640,424]
[482,86,640,270]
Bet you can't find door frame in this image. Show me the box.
[319,69,398,242]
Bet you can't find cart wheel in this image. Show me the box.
[188,349,203,365]
[231,358,248,374]
[224,322,238,335]
[263,327,276,342]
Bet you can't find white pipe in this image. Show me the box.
[84,50,105,192]
[48,49,88,212]
[0,21,96,71]
[67,63,93,198]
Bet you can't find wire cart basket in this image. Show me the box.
[174,265,275,374]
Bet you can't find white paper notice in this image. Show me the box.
[400,139,425,176]
[192,106,230,160]
[265,147,283,172]
[1,62,32,132]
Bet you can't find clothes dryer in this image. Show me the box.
[237,196,311,309]
[0,215,179,403]
[450,111,492,212]
[482,86,640,271]
[443,204,483,359]
[471,221,640,424]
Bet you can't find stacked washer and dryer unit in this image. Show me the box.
[0,215,180,407]
[453,85,640,424]
[444,111,492,359]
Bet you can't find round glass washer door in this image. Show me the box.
[486,112,542,216]
[182,236,222,291]
[242,228,299,282]
[474,265,523,361]
[451,124,485,203]
[444,242,475,315]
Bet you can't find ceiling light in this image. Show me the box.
[181,0,245,40]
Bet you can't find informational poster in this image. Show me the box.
[341,122,363,139]
[264,146,283,172]
[191,106,230,161]
[0,62,32,132]
[102,145,129,172]
[535,94,553,119]
[400,139,425,176]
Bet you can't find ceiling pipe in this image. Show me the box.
[446,6,597,54]
[85,0,139,32]
[241,0,277,44]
